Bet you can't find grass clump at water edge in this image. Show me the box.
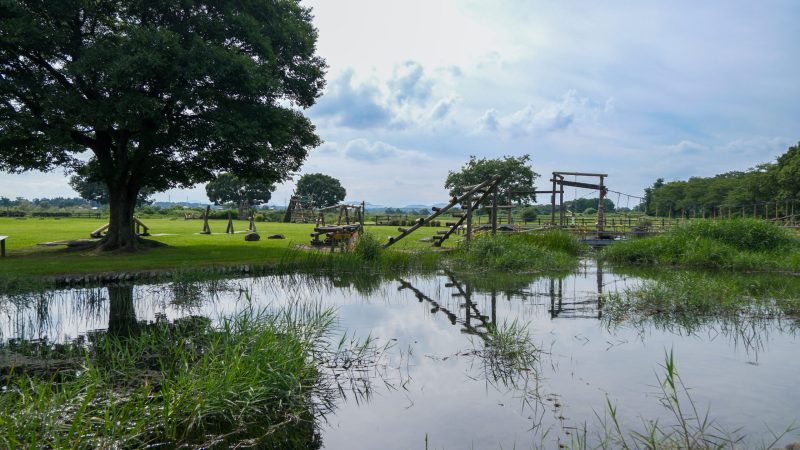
[602,219,800,271]
[450,230,583,272]
[0,305,380,449]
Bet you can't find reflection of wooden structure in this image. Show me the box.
[90,218,150,238]
[397,272,496,340]
[548,262,603,319]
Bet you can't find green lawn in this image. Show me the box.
[0,217,450,277]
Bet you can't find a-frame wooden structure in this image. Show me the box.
[384,176,502,249]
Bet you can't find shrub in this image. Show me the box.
[354,232,383,261]
[520,207,537,221]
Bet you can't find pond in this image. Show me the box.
[1,260,799,448]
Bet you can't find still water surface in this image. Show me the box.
[1,260,798,448]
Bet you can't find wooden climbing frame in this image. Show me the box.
[383,176,502,249]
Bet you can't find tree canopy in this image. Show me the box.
[0,1,326,249]
[445,155,539,205]
[643,143,800,216]
[69,173,153,206]
[296,173,346,208]
[205,173,275,207]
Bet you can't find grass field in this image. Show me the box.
[0,217,451,278]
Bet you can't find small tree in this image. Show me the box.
[205,173,275,210]
[445,155,539,205]
[296,173,346,208]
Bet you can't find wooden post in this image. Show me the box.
[507,191,512,225]
[466,192,473,244]
[597,176,606,235]
[226,211,234,234]
[249,209,256,232]
[559,183,565,227]
[551,174,557,226]
[201,206,211,234]
[361,201,366,228]
[491,182,498,235]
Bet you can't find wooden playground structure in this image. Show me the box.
[90,217,150,238]
[309,203,365,250]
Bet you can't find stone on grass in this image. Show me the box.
[245,232,261,242]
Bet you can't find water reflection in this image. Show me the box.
[1,262,799,448]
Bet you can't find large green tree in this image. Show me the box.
[445,155,539,205]
[69,171,154,206]
[296,173,346,208]
[776,142,800,200]
[0,1,325,250]
[205,172,275,208]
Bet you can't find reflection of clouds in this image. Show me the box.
[2,266,798,449]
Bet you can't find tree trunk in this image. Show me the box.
[100,179,140,251]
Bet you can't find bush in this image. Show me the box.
[354,232,383,261]
[583,207,597,215]
[520,207,537,221]
[451,231,582,272]
[602,219,800,271]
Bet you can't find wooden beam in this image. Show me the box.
[554,179,607,191]
[553,171,608,177]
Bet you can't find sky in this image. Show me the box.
[2,0,799,207]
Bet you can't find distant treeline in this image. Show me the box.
[644,143,800,217]
[0,196,95,209]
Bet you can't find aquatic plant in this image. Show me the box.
[602,219,800,271]
[0,305,384,448]
[567,350,797,450]
[353,231,384,261]
[450,231,582,272]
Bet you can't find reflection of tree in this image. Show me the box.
[107,285,138,337]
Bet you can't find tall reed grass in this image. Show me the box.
[449,230,584,272]
[603,219,800,271]
[0,305,378,448]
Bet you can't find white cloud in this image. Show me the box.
[389,61,433,105]
[322,139,431,163]
[476,90,610,138]
[311,70,394,129]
